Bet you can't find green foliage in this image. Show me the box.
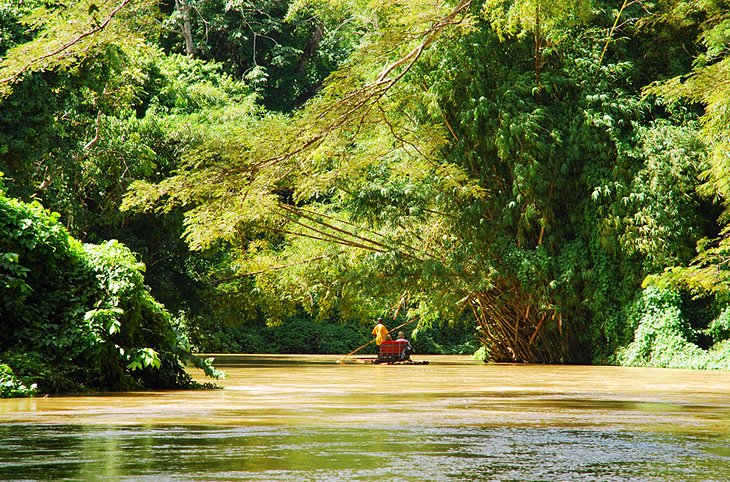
[707,307,730,344]
[161,0,361,111]
[411,320,480,355]
[124,0,480,350]
[192,315,476,355]
[127,347,162,371]
[643,0,730,303]
[616,286,730,369]
[646,0,730,206]
[0,0,40,57]
[0,364,37,398]
[2,0,729,372]
[0,44,256,236]
[0,190,220,395]
[194,316,369,354]
[1,0,264,368]
[0,0,156,98]
[417,13,664,361]
[123,0,724,367]
[595,119,708,271]
[483,0,591,40]
[0,5,258,318]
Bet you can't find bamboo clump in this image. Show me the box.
[468,287,577,363]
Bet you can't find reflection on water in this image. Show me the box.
[1,355,729,481]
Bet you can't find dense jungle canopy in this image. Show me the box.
[1,0,730,395]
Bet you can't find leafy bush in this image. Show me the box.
[616,287,730,369]
[0,185,220,395]
[0,364,37,398]
[411,320,480,355]
[194,316,369,355]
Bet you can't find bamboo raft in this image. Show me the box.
[348,340,428,365]
[335,318,426,364]
[352,356,429,365]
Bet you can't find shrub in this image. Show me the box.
[616,287,730,369]
[0,188,220,395]
[0,364,37,398]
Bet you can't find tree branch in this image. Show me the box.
[213,251,345,282]
[0,0,134,85]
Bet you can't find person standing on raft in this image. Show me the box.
[371,317,390,355]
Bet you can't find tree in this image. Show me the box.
[2,0,723,367]
[124,0,720,365]
[644,0,730,296]
[0,0,263,340]
[483,0,591,86]
[158,0,363,110]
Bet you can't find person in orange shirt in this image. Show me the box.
[371,317,390,355]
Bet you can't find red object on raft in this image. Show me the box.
[378,340,410,360]
[351,340,428,365]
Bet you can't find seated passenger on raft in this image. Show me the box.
[377,332,412,361]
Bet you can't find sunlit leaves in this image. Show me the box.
[84,307,124,335]
[127,347,161,371]
[124,0,476,258]
[0,0,156,98]
[0,364,37,398]
[483,0,591,40]
[642,0,730,297]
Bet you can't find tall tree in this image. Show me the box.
[483,0,591,86]
[158,0,362,110]
[644,0,730,295]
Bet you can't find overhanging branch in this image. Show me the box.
[0,0,134,86]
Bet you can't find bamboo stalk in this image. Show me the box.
[529,312,547,345]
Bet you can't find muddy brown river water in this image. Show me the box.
[0,355,729,480]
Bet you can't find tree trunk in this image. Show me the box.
[297,21,324,75]
[175,0,195,57]
[534,3,541,87]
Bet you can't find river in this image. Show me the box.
[1,355,729,480]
